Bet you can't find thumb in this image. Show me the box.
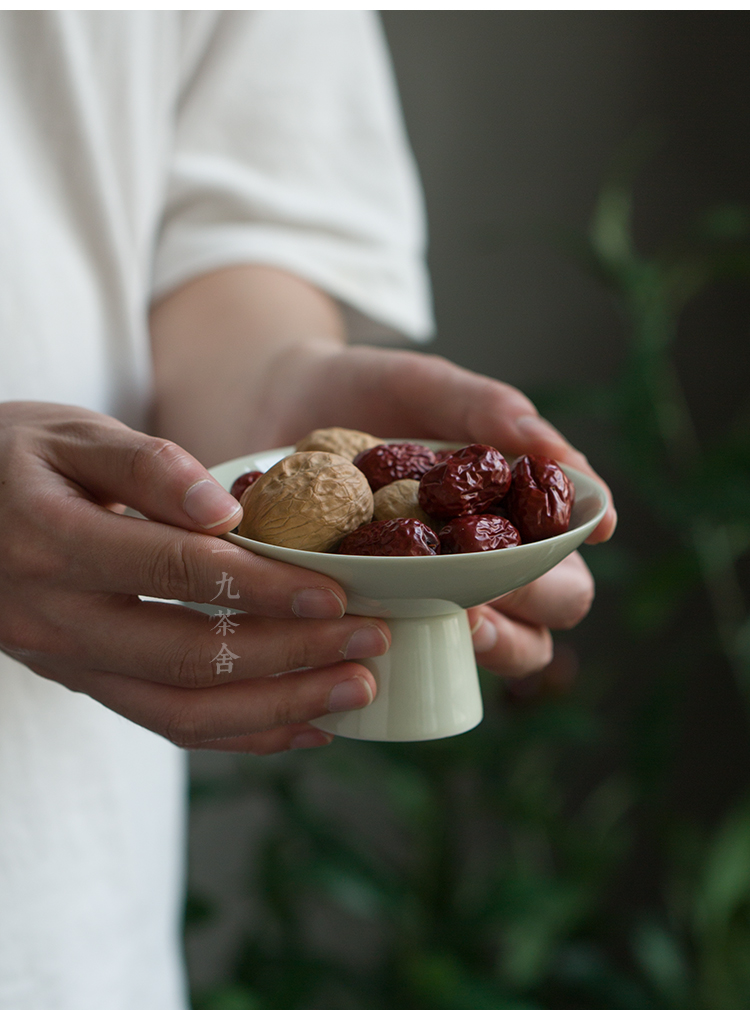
[50,417,243,533]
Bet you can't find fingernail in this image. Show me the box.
[343,625,389,660]
[289,729,334,750]
[327,676,374,713]
[515,414,568,448]
[292,588,346,619]
[472,614,498,654]
[183,479,242,529]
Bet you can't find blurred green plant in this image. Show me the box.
[542,140,750,1009]
[188,150,750,1010]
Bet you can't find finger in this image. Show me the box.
[468,606,553,679]
[38,505,349,618]
[62,662,376,747]
[55,596,390,688]
[190,725,334,755]
[486,552,595,631]
[43,412,243,533]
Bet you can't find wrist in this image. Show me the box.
[150,264,348,464]
[248,336,348,451]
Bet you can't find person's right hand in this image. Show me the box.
[0,402,388,755]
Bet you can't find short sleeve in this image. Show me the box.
[152,11,434,341]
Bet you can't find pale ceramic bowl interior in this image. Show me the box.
[211,442,608,619]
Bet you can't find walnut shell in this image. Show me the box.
[238,452,373,552]
[295,427,383,461]
[372,478,435,528]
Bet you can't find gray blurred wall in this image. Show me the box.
[381,12,750,431]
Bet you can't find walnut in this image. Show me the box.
[238,452,373,552]
[372,479,436,529]
[295,427,383,461]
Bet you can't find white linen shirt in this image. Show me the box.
[0,11,431,1010]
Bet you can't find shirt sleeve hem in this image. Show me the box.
[150,238,435,343]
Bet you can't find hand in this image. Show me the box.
[467,551,594,678]
[149,265,613,687]
[252,341,608,680]
[0,402,389,755]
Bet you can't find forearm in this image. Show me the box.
[149,264,347,466]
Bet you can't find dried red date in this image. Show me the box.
[338,518,440,556]
[439,514,521,554]
[230,470,263,501]
[418,444,511,519]
[486,500,510,520]
[353,443,437,492]
[506,454,574,542]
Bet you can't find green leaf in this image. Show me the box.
[695,205,750,242]
[590,183,636,267]
[624,551,701,635]
[693,801,750,938]
[405,953,542,1010]
[193,985,264,1010]
[631,920,690,1005]
[495,879,595,989]
[313,862,386,918]
[577,774,633,844]
[554,943,658,1010]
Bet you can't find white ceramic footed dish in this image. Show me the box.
[209,444,607,743]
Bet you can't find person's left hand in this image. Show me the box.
[250,340,604,681]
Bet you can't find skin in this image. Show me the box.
[0,264,615,757]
